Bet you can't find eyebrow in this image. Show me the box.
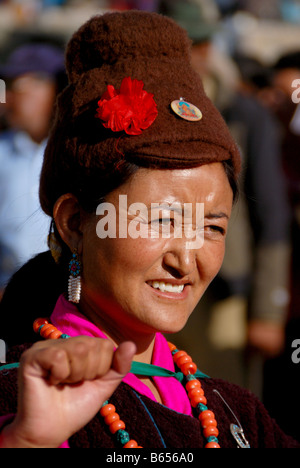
[149,203,183,215]
[148,205,230,219]
[205,212,229,220]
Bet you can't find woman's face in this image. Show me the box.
[80,162,233,341]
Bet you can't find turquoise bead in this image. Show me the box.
[207,436,219,443]
[60,334,71,339]
[197,403,208,413]
[116,429,130,445]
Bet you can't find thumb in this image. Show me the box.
[111,341,137,376]
[97,341,136,403]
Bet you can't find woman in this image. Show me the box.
[0,11,298,448]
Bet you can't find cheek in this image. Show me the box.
[197,241,226,282]
[101,237,162,271]
[82,231,164,289]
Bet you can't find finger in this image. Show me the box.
[66,338,115,383]
[21,338,114,385]
[21,346,71,385]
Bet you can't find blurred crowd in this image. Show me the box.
[0,0,300,440]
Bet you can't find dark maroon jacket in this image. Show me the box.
[0,344,299,448]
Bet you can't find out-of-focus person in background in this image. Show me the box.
[250,50,300,442]
[160,0,292,400]
[109,0,160,10]
[0,43,66,300]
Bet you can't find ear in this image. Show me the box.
[53,194,84,254]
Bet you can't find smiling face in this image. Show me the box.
[79,162,233,343]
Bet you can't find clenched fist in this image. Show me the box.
[0,337,136,448]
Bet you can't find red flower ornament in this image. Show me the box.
[96,77,158,136]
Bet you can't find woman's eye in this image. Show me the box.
[160,218,173,225]
[206,225,225,236]
[152,218,173,226]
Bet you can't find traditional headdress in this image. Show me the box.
[40,11,240,216]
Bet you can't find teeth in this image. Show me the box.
[149,281,184,293]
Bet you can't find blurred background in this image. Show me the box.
[0,0,299,441]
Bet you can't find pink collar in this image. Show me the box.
[50,295,192,416]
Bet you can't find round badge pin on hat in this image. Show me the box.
[171,97,202,122]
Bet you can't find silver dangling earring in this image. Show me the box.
[68,249,82,303]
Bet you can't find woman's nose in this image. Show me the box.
[162,239,197,278]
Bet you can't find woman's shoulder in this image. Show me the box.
[0,343,32,400]
[6,343,33,362]
[0,363,20,417]
[201,377,300,448]
[0,343,36,419]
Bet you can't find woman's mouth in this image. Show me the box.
[146,280,191,300]
[148,280,184,293]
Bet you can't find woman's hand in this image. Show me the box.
[1,337,136,448]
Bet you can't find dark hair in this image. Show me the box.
[0,251,67,349]
[222,159,239,204]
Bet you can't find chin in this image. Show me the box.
[145,312,191,336]
[161,322,189,335]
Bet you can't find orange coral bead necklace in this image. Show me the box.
[33,318,220,448]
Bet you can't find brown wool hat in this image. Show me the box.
[39,11,241,216]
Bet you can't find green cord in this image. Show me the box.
[130,361,209,382]
[0,363,20,371]
[0,361,209,381]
